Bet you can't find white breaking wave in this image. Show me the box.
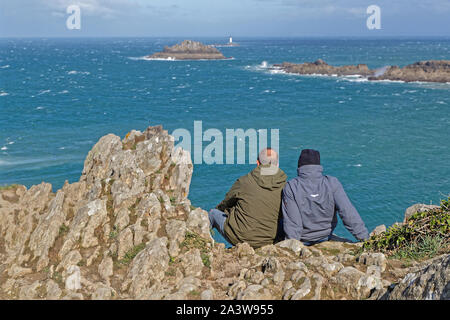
[0,92,9,96]
[0,65,10,69]
[37,89,51,95]
[67,70,90,75]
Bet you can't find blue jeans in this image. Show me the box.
[209,209,233,247]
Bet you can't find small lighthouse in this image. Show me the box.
[229,36,233,44]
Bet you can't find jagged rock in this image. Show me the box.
[291,278,311,300]
[7,264,32,278]
[46,279,62,300]
[370,225,386,237]
[384,254,449,300]
[186,208,211,241]
[283,287,296,300]
[91,286,112,300]
[166,219,187,257]
[311,273,324,300]
[273,270,285,286]
[332,267,365,298]
[262,257,281,274]
[228,280,247,298]
[237,284,272,300]
[18,280,41,300]
[28,190,66,271]
[358,252,387,272]
[124,237,169,297]
[318,261,344,277]
[65,265,81,291]
[181,249,204,277]
[403,203,440,223]
[291,270,306,283]
[57,250,82,272]
[236,242,255,258]
[276,239,304,255]
[98,256,113,282]
[201,289,214,300]
[286,261,309,273]
[117,227,134,260]
[300,247,313,258]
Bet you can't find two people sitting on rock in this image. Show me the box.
[209,148,369,248]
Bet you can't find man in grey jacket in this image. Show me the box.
[282,149,369,245]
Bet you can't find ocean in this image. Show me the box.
[1,37,449,243]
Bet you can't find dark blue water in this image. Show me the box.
[1,37,449,241]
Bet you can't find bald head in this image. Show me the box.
[257,148,279,167]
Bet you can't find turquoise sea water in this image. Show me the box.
[1,37,449,242]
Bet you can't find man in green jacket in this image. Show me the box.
[209,148,287,248]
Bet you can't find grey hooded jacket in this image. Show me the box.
[281,165,369,242]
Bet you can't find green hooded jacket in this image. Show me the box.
[217,165,287,248]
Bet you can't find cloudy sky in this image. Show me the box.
[1,0,449,37]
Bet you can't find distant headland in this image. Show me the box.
[273,59,450,83]
[146,40,230,60]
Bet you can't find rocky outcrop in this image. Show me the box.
[383,254,449,300]
[0,125,448,300]
[278,59,374,77]
[147,40,227,60]
[369,60,450,83]
[276,59,450,83]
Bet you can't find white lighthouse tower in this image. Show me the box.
[229,36,233,44]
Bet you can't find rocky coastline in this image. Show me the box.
[275,59,450,83]
[0,126,448,300]
[146,40,228,60]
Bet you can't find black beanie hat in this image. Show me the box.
[298,149,321,167]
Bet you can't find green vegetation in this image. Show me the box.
[118,243,146,265]
[201,252,211,268]
[109,226,119,239]
[52,271,64,286]
[363,197,449,260]
[59,224,69,236]
[0,184,19,191]
[180,231,211,268]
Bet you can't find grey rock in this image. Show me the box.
[276,239,304,255]
[403,203,440,223]
[384,254,449,300]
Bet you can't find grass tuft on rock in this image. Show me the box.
[180,231,211,268]
[118,243,146,265]
[363,197,449,260]
[0,184,19,191]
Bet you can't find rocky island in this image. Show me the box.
[0,125,448,300]
[275,59,450,83]
[146,40,228,60]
